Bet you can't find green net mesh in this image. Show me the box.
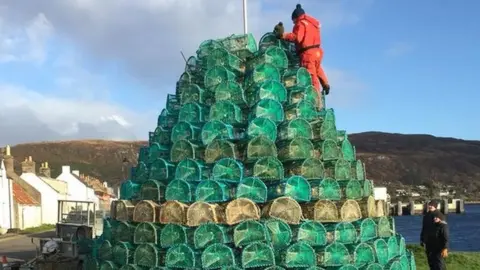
[120,180,141,200]
[212,158,244,183]
[366,263,383,270]
[201,243,237,270]
[98,240,114,261]
[335,159,353,180]
[320,139,341,161]
[320,242,351,267]
[373,238,389,266]
[284,158,324,179]
[234,220,269,247]
[354,243,375,267]
[214,81,247,106]
[180,83,212,106]
[158,109,178,129]
[284,100,317,121]
[209,100,243,124]
[399,255,409,270]
[248,46,288,70]
[113,242,134,266]
[358,218,378,242]
[252,98,284,122]
[197,39,223,60]
[195,180,232,203]
[278,118,313,141]
[236,176,267,203]
[247,117,277,141]
[194,223,231,249]
[264,218,292,249]
[165,243,201,269]
[398,235,406,256]
[170,139,203,163]
[218,33,258,59]
[84,256,99,270]
[241,242,275,268]
[160,223,191,248]
[296,220,327,247]
[149,143,170,162]
[134,222,161,245]
[281,242,316,268]
[165,179,196,203]
[99,261,117,270]
[341,138,356,162]
[149,158,175,183]
[377,217,394,238]
[385,260,402,270]
[246,80,287,106]
[118,264,142,270]
[205,66,236,91]
[115,221,135,242]
[134,162,149,184]
[205,139,240,163]
[171,121,201,143]
[175,158,208,182]
[338,265,358,270]
[249,156,284,181]
[134,243,163,268]
[152,126,171,145]
[246,135,278,161]
[206,47,245,75]
[283,67,312,88]
[318,178,341,200]
[277,137,315,161]
[334,222,358,244]
[363,179,373,196]
[387,236,399,261]
[268,175,311,202]
[140,180,166,201]
[166,94,181,115]
[245,63,281,88]
[201,120,235,145]
[178,102,208,123]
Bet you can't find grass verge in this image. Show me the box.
[408,244,480,270]
[20,224,55,234]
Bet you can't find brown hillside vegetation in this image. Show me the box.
[4,132,480,193]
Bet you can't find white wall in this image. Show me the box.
[20,172,60,224]
[0,160,13,230]
[374,187,388,201]
[18,205,42,230]
[56,166,97,205]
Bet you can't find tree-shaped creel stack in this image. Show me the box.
[86,33,417,270]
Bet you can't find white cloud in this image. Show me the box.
[384,42,414,57]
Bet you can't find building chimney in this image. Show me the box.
[62,166,71,174]
[72,170,80,177]
[3,145,14,173]
[39,162,51,178]
[21,156,36,174]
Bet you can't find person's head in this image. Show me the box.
[428,200,438,212]
[432,211,445,223]
[291,4,305,22]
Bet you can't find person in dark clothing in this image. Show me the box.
[420,200,443,247]
[424,211,449,270]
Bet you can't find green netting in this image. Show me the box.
[338,265,358,270]
[178,102,209,123]
[152,126,171,145]
[387,236,399,260]
[306,267,326,270]
[334,222,358,244]
[284,158,324,179]
[201,120,235,145]
[249,46,288,70]
[246,135,278,161]
[177,72,194,94]
[214,81,247,106]
[318,178,341,200]
[165,244,201,269]
[359,218,378,242]
[185,55,201,74]
[209,100,243,124]
[180,83,211,105]
[205,139,240,163]
[278,118,313,141]
[366,263,383,270]
[118,265,142,270]
[135,161,149,184]
[268,175,311,202]
[113,242,134,266]
[149,143,170,162]
[160,223,191,248]
[249,156,284,181]
[194,223,231,249]
[201,243,237,270]
[241,242,275,268]
[170,139,203,162]
[120,180,141,200]
[335,159,353,180]
[134,243,163,268]
[251,98,284,122]
[84,256,99,270]
[354,160,365,181]
[166,94,181,115]
[344,180,364,200]
[197,39,223,60]
[206,47,245,74]
[408,251,417,270]
[219,33,257,59]
[321,242,351,267]
[175,158,208,182]
[398,235,406,256]
[353,243,375,267]
[245,63,280,88]
[284,100,317,121]
[205,66,236,91]
[212,158,244,183]
[165,179,196,203]
[310,113,337,141]
[282,67,312,88]
[363,180,373,197]
[258,33,290,53]
[304,85,321,109]
[102,218,114,242]
[158,109,178,129]
[115,221,135,242]
[296,220,327,247]
[247,117,277,141]
[195,180,232,203]
[98,240,113,261]
[149,158,175,183]
[171,121,201,143]
[399,255,409,270]
[320,139,341,161]
[385,260,402,270]
[264,218,292,249]
[373,238,389,266]
[265,267,285,270]
[281,242,316,268]
[277,137,315,161]
[341,138,356,162]
[234,220,269,247]
[140,180,166,201]
[236,176,267,203]
[246,80,287,107]
[99,261,117,270]
[134,222,161,245]
[377,217,394,238]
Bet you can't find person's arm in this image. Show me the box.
[440,224,449,249]
[283,22,306,44]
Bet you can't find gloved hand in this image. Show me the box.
[273,22,284,39]
[322,83,330,96]
[441,248,448,258]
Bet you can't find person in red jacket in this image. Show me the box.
[274,4,330,97]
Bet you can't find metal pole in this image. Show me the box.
[243,0,248,34]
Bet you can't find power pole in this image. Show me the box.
[243,0,248,34]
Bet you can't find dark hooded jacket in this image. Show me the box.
[424,220,449,253]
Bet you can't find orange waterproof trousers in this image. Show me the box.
[300,47,329,93]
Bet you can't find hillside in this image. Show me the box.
[4,132,480,194]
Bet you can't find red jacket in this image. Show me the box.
[283,14,321,53]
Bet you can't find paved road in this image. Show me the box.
[0,230,56,263]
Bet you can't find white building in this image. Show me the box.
[0,160,12,233]
[56,165,98,205]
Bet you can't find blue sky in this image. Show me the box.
[0,0,478,144]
